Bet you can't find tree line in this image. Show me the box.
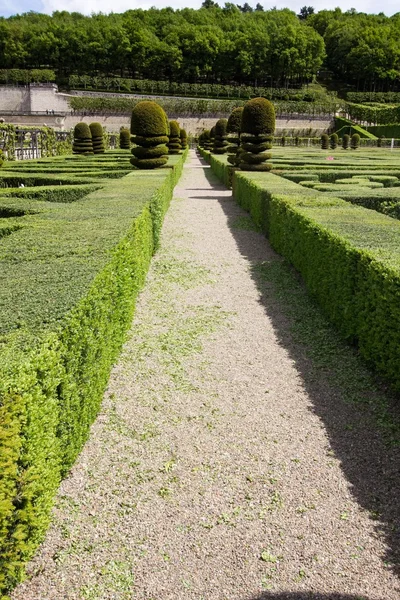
[1,6,400,90]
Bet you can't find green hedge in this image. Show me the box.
[0,153,185,595]
[208,157,400,392]
[334,117,376,139]
[346,102,400,125]
[366,124,400,138]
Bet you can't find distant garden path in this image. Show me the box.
[12,151,399,600]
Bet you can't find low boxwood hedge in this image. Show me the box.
[208,154,400,393]
[0,153,185,595]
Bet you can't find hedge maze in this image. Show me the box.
[0,109,188,594]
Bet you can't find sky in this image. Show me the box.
[0,0,399,19]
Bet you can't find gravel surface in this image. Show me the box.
[12,150,399,600]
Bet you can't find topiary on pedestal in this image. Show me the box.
[239,97,275,172]
[342,134,350,149]
[168,120,182,155]
[226,107,243,165]
[351,133,360,150]
[330,133,338,149]
[130,101,169,169]
[89,122,105,154]
[321,133,329,149]
[180,128,188,150]
[213,118,229,154]
[73,123,93,155]
[119,127,131,149]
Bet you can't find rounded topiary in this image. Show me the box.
[89,122,105,154]
[342,134,350,149]
[321,133,329,150]
[213,118,229,154]
[239,97,275,171]
[120,127,131,149]
[351,133,360,150]
[202,130,212,151]
[330,133,338,150]
[73,122,93,155]
[180,128,188,150]
[130,101,169,169]
[131,101,168,138]
[295,136,300,147]
[168,120,182,155]
[0,149,3,168]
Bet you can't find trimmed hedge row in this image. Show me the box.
[0,153,185,595]
[208,153,400,392]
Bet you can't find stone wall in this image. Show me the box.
[0,87,31,111]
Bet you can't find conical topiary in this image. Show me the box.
[168,120,182,155]
[180,128,188,150]
[239,97,275,172]
[73,123,93,155]
[89,122,105,154]
[342,134,350,149]
[330,133,338,150]
[351,133,360,150]
[213,118,229,154]
[120,127,131,149]
[321,133,329,149]
[130,101,169,169]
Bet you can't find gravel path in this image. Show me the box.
[12,150,399,600]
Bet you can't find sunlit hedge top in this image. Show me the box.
[131,101,168,137]
[215,118,228,136]
[74,123,91,139]
[89,122,103,137]
[241,97,275,135]
[169,120,180,137]
[227,107,243,133]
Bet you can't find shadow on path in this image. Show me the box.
[247,594,374,600]
[194,154,400,578]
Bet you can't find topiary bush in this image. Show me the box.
[295,136,300,147]
[342,133,350,149]
[213,118,229,154]
[130,101,169,169]
[0,150,3,168]
[73,123,93,155]
[321,133,329,149]
[351,133,360,150]
[167,120,182,155]
[227,107,243,165]
[119,127,131,149]
[202,129,212,151]
[89,122,105,154]
[180,128,188,150]
[239,97,275,172]
[377,135,384,148]
[281,136,286,147]
[330,133,338,149]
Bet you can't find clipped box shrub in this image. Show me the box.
[342,134,350,149]
[321,133,329,149]
[130,101,169,169]
[351,133,360,150]
[213,118,229,155]
[72,123,93,155]
[226,107,243,166]
[0,149,3,168]
[202,129,213,151]
[330,133,338,149]
[239,97,275,172]
[180,128,188,150]
[167,120,182,155]
[210,125,216,149]
[119,127,131,149]
[89,122,105,154]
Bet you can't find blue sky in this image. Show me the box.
[0,0,399,19]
